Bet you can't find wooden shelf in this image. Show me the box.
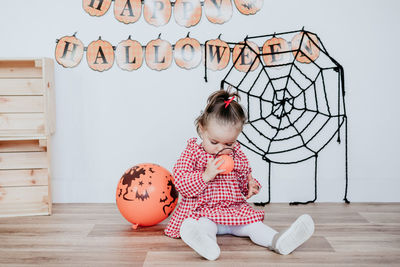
[0,58,55,217]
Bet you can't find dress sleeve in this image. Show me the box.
[173,139,207,198]
[234,143,262,196]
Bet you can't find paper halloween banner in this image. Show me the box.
[82,0,263,26]
[55,33,320,72]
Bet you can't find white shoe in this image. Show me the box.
[180,218,221,261]
[271,214,314,255]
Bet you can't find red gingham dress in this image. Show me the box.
[164,138,265,238]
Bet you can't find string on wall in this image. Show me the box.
[220,28,349,205]
[83,0,263,27]
[55,31,320,72]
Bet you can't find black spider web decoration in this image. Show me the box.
[219,28,349,205]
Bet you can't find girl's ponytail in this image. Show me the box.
[196,89,247,134]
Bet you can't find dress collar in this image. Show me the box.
[194,137,238,158]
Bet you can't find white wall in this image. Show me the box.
[1,0,399,203]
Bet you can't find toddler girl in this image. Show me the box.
[164,90,314,260]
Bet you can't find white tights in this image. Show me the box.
[197,217,278,247]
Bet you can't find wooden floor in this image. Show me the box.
[1,203,400,266]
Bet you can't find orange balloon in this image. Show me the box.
[116,163,178,229]
[217,155,234,174]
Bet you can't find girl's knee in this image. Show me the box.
[198,217,218,235]
[217,224,233,235]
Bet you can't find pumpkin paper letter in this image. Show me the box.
[204,0,233,24]
[174,36,202,69]
[144,0,172,26]
[145,37,173,70]
[232,41,260,72]
[205,38,230,70]
[116,38,143,71]
[174,0,202,27]
[233,0,263,15]
[291,32,320,64]
[262,37,290,66]
[55,35,84,68]
[83,0,112,16]
[86,38,115,72]
[114,0,142,24]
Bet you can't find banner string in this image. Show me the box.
[83,0,263,26]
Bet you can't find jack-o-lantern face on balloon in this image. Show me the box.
[116,163,178,229]
[120,166,152,201]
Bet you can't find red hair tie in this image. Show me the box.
[224,96,235,108]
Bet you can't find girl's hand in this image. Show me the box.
[203,157,225,183]
[246,173,260,199]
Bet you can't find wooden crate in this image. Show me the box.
[0,58,55,217]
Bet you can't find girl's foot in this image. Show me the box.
[271,214,314,255]
[180,218,220,260]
